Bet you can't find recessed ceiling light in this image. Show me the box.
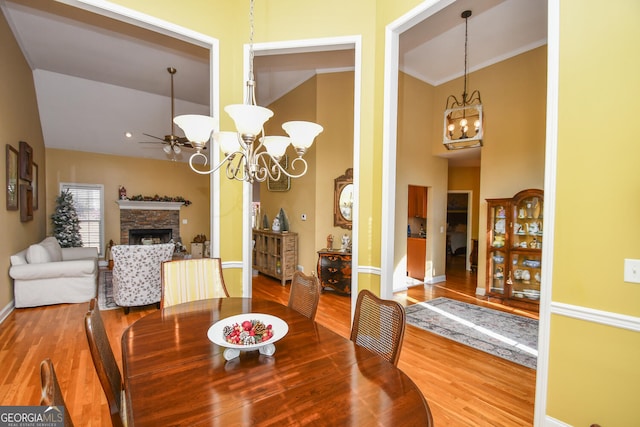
[124,131,132,138]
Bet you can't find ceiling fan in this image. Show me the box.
[139,67,201,155]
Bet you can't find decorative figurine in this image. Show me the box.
[118,185,127,200]
[327,234,334,250]
[341,234,351,252]
[272,217,281,232]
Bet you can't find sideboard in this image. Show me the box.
[317,250,352,295]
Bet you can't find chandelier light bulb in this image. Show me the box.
[173,115,216,149]
[282,121,324,151]
[459,118,468,128]
[261,136,290,158]
[215,131,241,155]
[225,104,273,137]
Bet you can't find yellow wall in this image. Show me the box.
[0,10,46,310]
[546,1,640,424]
[260,72,354,274]
[45,149,210,250]
[396,72,448,281]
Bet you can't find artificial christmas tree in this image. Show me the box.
[51,190,83,247]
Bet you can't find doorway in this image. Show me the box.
[446,191,472,271]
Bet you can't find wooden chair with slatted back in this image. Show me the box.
[40,358,75,427]
[288,271,321,320]
[349,289,407,366]
[160,258,229,309]
[84,298,126,427]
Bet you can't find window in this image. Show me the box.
[60,183,104,256]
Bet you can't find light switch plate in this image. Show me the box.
[623,259,640,283]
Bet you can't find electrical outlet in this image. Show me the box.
[182,219,188,224]
[624,259,640,283]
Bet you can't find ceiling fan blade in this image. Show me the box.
[138,141,166,144]
[142,133,167,142]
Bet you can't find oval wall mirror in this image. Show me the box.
[334,168,353,229]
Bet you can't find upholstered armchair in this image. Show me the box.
[111,243,174,313]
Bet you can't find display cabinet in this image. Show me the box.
[252,229,298,285]
[486,189,543,310]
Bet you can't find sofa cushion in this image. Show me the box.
[10,249,28,266]
[40,237,63,262]
[26,244,51,264]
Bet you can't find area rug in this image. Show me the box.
[97,269,118,310]
[405,297,538,369]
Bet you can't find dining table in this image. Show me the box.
[121,298,434,426]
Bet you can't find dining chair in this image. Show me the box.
[349,289,406,366]
[160,258,229,309]
[287,271,321,320]
[40,358,75,427]
[84,298,126,427]
[111,243,174,314]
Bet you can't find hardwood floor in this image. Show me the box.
[0,256,536,426]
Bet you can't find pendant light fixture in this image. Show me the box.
[173,0,323,182]
[443,10,484,150]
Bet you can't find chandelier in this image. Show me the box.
[443,10,483,150]
[173,0,323,182]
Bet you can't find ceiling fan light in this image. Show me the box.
[225,104,273,136]
[163,145,172,154]
[173,114,216,147]
[282,121,323,151]
[173,145,181,154]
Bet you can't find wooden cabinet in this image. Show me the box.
[252,229,298,286]
[317,251,352,295]
[408,185,427,218]
[486,189,543,311]
[407,237,426,280]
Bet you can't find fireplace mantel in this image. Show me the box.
[116,200,185,211]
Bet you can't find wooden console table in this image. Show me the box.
[317,250,352,295]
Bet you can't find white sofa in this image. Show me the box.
[9,236,98,308]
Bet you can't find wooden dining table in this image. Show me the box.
[121,298,433,426]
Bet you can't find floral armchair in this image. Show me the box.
[111,243,174,313]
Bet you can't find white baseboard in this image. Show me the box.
[0,300,15,325]
[476,287,486,296]
[544,415,571,426]
[425,275,446,284]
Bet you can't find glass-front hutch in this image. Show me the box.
[486,189,543,311]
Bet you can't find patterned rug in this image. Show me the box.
[405,297,538,369]
[98,269,118,310]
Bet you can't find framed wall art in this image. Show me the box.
[32,162,38,210]
[6,144,18,210]
[267,155,291,192]
[19,140,33,182]
[20,183,33,222]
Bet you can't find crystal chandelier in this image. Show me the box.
[173,0,323,182]
[443,10,483,150]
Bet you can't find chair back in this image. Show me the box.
[84,298,125,427]
[40,358,74,427]
[288,271,321,320]
[161,258,229,309]
[349,289,406,366]
[111,243,174,309]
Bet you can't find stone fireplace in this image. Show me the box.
[117,201,183,245]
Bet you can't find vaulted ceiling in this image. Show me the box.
[1,0,546,164]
